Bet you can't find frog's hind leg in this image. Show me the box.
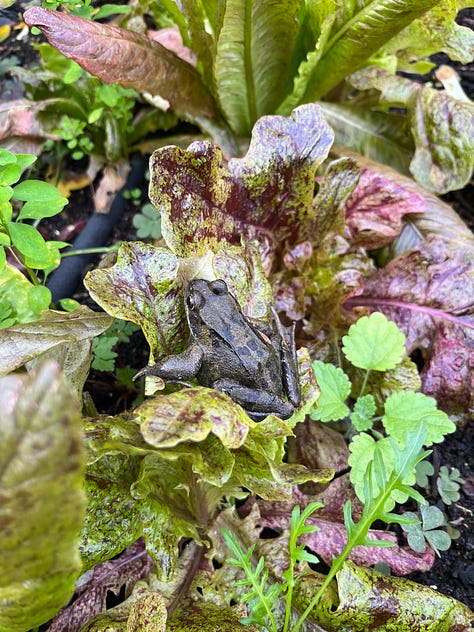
[213,379,294,421]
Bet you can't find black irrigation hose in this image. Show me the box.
[46,153,147,304]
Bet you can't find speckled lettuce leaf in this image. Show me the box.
[295,561,474,631]
[384,0,474,68]
[350,236,474,420]
[168,600,258,631]
[308,157,361,247]
[84,242,182,362]
[134,386,252,450]
[213,0,301,135]
[23,7,217,119]
[79,583,166,632]
[149,104,334,257]
[0,361,86,632]
[80,452,144,570]
[47,541,155,632]
[0,306,111,396]
[350,66,474,193]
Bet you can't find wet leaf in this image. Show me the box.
[149,104,334,257]
[0,362,86,632]
[168,600,258,631]
[299,561,474,630]
[23,7,217,118]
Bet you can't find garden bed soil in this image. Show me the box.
[1,1,473,616]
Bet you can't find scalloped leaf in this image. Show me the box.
[0,362,86,632]
[148,104,334,257]
[23,7,217,118]
[342,312,406,372]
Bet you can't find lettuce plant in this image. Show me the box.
[20,0,474,192]
[1,105,473,630]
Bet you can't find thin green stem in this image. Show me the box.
[61,244,120,258]
[359,369,371,398]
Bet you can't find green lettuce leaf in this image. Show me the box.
[214,0,301,135]
[0,362,86,632]
[384,0,474,69]
[0,306,112,395]
[287,0,440,104]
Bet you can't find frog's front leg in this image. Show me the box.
[134,343,203,382]
[213,378,294,421]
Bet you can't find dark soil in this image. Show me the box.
[1,0,473,617]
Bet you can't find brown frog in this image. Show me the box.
[134,279,301,421]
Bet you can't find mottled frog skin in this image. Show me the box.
[135,279,301,421]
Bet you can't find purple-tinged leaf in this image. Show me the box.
[47,541,154,632]
[350,66,474,194]
[84,242,182,362]
[149,104,334,258]
[345,166,426,250]
[347,237,474,419]
[23,7,217,118]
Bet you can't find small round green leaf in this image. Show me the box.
[7,222,49,262]
[28,285,52,314]
[342,312,406,371]
[18,196,68,221]
[12,179,63,202]
[1,163,21,185]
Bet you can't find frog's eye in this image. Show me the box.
[187,292,204,310]
[210,279,228,295]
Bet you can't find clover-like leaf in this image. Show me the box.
[342,312,406,371]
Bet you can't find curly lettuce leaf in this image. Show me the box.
[148,104,334,257]
[0,362,86,632]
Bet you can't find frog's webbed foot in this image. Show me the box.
[213,379,294,421]
[134,344,203,382]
